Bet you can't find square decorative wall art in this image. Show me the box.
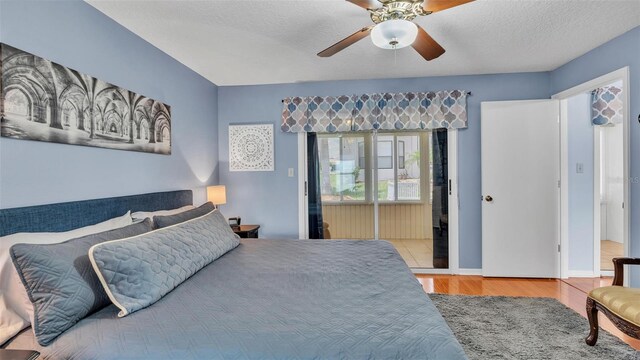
[0,43,171,155]
[229,124,274,172]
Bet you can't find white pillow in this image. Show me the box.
[0,211,132,345]
[131,205,195,221]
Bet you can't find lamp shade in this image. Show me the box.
[371,19,418,50]
[207,185,227,205]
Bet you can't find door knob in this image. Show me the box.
[485,195,493,202]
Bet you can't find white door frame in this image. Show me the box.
[447,129,460,275]
[297,130,460,275]
[552,67,630,280]
[298,134,309,239]
[593,127,603,277]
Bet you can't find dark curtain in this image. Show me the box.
[307,133,324,239]
[431,129,449,268]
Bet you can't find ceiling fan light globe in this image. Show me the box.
[371,19,418,50]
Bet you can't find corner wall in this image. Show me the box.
[551,26,640,285]
[218,72,551,269]
[0,0,220,209]
[218,26,640,275]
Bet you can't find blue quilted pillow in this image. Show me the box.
[90,209,239,317]
[153,201,215,228]
[10,219,154,346]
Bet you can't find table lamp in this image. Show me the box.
[207,185,226,209]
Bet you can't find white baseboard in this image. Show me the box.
[410,268,483,275]
[411,268,453,275]
[568,270,596,278]
[412,268,601,278]
[458,268,483,275]
[600,270,614,277]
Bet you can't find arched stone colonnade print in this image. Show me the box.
[0,43,171,155]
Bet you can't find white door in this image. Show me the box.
[482,100,560,278]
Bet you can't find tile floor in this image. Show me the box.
[386,238,433,268]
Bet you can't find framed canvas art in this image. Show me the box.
[0,43,172,155]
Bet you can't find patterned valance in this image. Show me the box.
[592,85,623,126]
[281,90,468,133]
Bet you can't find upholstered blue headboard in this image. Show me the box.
[0,190,193,237]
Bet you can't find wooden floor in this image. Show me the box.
[601,240,624,271]
[387,238,433,268]
[416,274,640,350]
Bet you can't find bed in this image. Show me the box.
[1,190,467,359]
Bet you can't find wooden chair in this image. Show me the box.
[586,257,640,345]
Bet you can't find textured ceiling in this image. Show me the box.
[86,0,640,86]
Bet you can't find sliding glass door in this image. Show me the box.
[313,130,448,269]
[316,134,375,240]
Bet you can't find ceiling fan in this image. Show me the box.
[318,0,474,61]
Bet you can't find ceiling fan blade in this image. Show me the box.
[318,26,374,57]
[423,0,474,13]
[346,0,382,10]
[412,25,445,61]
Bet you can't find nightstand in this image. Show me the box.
[0,350,40,360]
[232,225,260,238]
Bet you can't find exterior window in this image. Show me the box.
[377,140,393,169]
[398,141,406,169]
[380,134,421,201]
[358,142,365,169]
[319,132,425,203]
[318,135,366,202]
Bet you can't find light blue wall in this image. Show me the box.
[0,0,219,209]
[2,0,636,278]
[218,72,551,268]
[550,26,640,285]
[567,93,594,272]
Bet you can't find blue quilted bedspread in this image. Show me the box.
[10,239,467,360]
